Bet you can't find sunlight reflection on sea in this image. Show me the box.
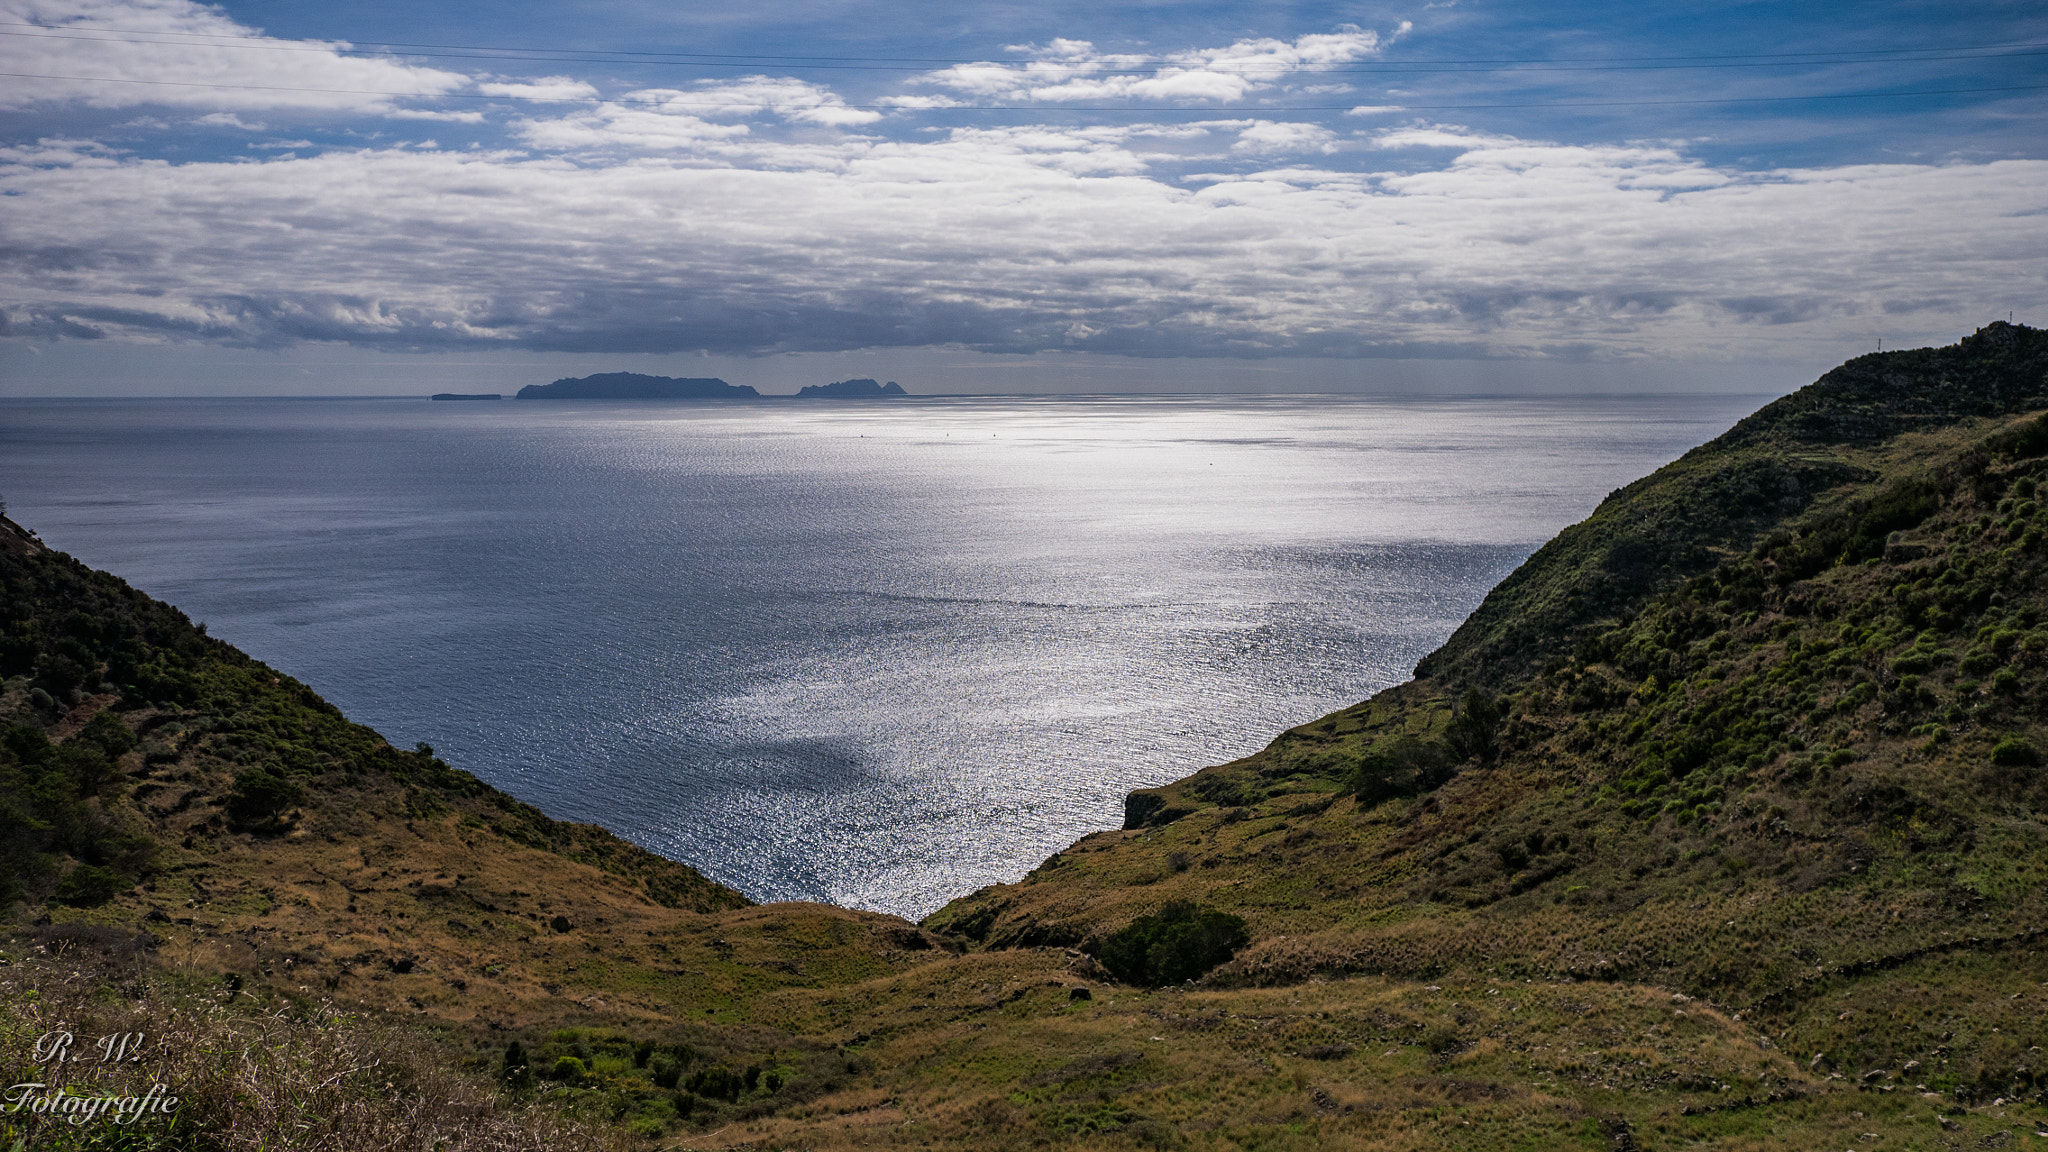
[0,392,1768,916]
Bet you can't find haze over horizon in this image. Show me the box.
[2,0,2043,396]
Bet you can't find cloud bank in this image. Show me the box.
[0,0,467,111]
[2,0,2043,363]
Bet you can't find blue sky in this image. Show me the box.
[2,0,2044,394]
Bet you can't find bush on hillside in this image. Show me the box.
[1,720,153,909]
[1091,901,1249,987]
[1445,687,1506,764]
[1991,736,2039,767]
[683,1064,746,1101]
[1344,736,1455,805]
[54,862,129,906]
[225,766,304,830]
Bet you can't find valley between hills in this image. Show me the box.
[6,324,2048,1150]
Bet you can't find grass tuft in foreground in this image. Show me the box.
[0,936,620,1151]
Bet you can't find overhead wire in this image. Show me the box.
[4,70,2043,114]
[3,21,2047,76]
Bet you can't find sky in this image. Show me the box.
[1,0,2044,395]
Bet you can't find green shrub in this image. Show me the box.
[74,710,137,758]
[1496,841,1530,871]
[1990,736,2039,767]
[54,863,128,906]
[0,722,154,908]
[548,1055,587,1083]
[225,766,304,830]
[684,1065,745,1101]
[1445,688,1505,764]
[1959,649,2001,676]
[1344,736,1454,804]
[1091,901,1249,987]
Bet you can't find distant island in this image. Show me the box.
[515,373,761,400]
[429,392,501,401]
[796,378,908,399]
[511,374,904,400]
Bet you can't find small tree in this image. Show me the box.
[501,1040,531,1088]
[225,767,304,831]
[1445,687,1505,764]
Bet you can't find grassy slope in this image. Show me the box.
[8,325,2048,1150]
[925,323,2048,1112]
[1,518,969,1143]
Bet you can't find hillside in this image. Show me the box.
[928,322,2048,1097]
[6,325,2046,1150]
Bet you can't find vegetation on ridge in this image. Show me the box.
[930,323,2048,1112]
[1418,323,2048,691]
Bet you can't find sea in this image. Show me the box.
[0,393,1770,918]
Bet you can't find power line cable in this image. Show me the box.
[4,21,2047,73]
[4,69,2043,112]
[6,29,2045,76]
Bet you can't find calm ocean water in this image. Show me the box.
[0,393,1767,917]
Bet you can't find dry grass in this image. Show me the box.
[0,933,622,1151]
[674,956,2041,1151]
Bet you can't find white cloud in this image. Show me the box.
[514,79,882,150]
[914,27,1389,105]
[3,122,2042,362]
[477,77,600,103]
[1232,121,1338,155]
[0,0,468,113]
[194,112,263,130]
[678,77,882,126]
[2,12,2039,364]
[512,100,754,153]
[0,136,121,169]
[1373,125,1514,149]
[384,109,487,123]
[877,95,965,110]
